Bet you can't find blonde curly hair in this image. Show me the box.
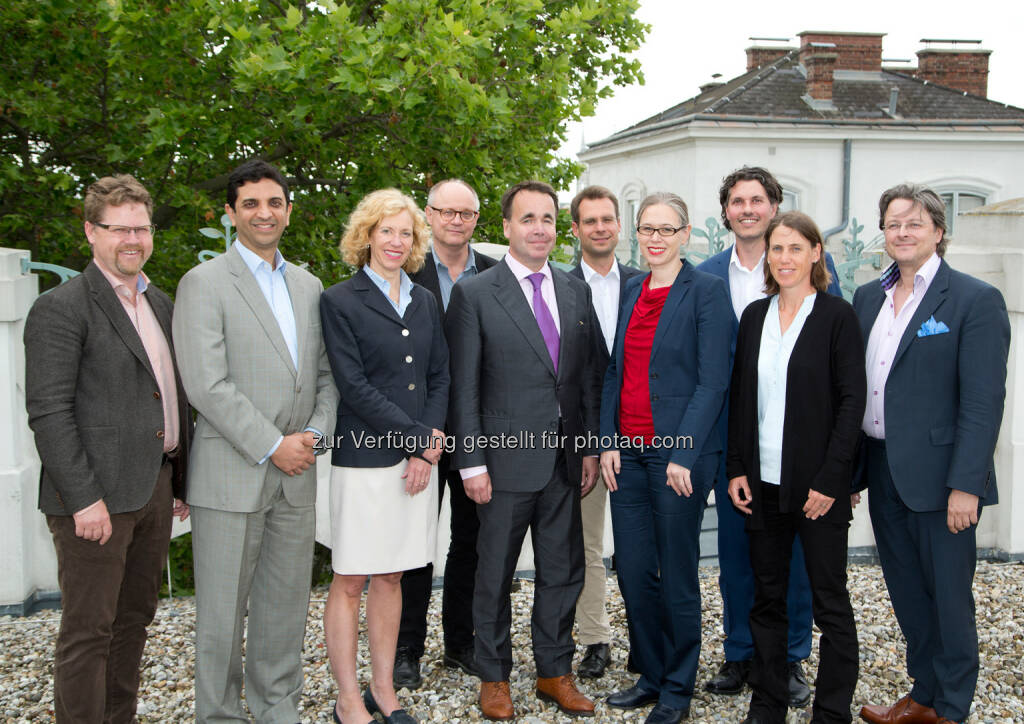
[340,189,429,273]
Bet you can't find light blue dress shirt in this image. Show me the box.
[234,240,305,462]
[757,292,817,485]
[363,264,414,317]
[435,247,479,310]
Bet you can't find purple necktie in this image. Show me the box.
[527,272,560,371]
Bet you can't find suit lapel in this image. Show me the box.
[284,266,307,376]
[85,263,157,383]
[492,262,557,377]
[227,246,298,377]
[353,268,406,324]
[552,269,575,377]
[614,277,644,378]
[892,260,951,369]
[651,260,693,360]
[414,253,445,315]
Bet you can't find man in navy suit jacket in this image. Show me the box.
[697,166,842,707]
[854,184,1009,724]
[568,185,644,680]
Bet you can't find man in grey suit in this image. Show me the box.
[25,174,191,723]
[173,160,338,723]
[568,185,643,680]
[446,180,602,720]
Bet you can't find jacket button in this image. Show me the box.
[153,391,161,399]
[651,394,659,402]
[401,329,410,336]
[156,430,165,439]
[405,355,413,363]
[650,372,658,379]
[408,383,416,391]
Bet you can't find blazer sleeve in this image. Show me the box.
[946,284,1010,496]
[421,293,450,433]
[809,301,867,499]
[24,291,104,513]
[305,276,340,439]
[445,282,486,469]
[726,304,755,482]
[172,269,282,465]
[669,276,733,469]
[319,289,435,449]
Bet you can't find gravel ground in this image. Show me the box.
[1,561,1021,723]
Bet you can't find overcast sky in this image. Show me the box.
[561,0,1024,159]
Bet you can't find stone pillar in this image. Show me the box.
[0,249,59,614]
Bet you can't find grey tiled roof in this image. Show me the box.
[591,51,1024,148]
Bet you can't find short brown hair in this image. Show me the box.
[501,181,558,220]
[719,166,783,231]
[763,211,832,295]
[340,189,429,273]
[570,185,619,224]
[878,183,949,257]
[83,174,152,224]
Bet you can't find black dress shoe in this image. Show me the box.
[443,644,479,677]
[392,646,422,690]
[606,683,660,709]
[644,702,689,723]
[626,650,640,674]
[577,642,611,679]
[704,659,751,695]
[788,660,811,708]
[363,688,419,724]
[740,717,768,724]
[331,702,375,724]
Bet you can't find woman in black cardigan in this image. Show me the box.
[726,211,866,724]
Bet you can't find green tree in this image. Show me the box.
[1,0,646,290]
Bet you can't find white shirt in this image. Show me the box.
[579,258,619,353]
[728,244,768,321]
[757,292,817,485]
[862,253,942,438]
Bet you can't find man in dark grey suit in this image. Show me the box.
[568,185,643,680]
[25,174,191,723]
[855,184,1009,724]
[446,181,602,720]
[395,178,497,688]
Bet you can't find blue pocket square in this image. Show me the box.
[917,316,950,337]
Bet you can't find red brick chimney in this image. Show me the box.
[797,31,885,71]
[804,47,838,101]
[746,45,794,71]
[915,43,990,97]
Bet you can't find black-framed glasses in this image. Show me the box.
[92,222,156,238]
[428,206,479,222]
[636,224,684,238]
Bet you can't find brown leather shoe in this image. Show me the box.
[537,674,595,717]
[935,719,959,724]
[860,694,939,724]
[480,681,515,721]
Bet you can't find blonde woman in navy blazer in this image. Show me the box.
[726,211,866,724]
[599,192,732,724]
[320,189,449,724]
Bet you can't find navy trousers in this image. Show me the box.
[714,457,813,663]
[610,448,716,711]
[866,439,980,724]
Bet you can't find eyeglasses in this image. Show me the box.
[636,224,684,238]
[92,222,156,238]
[883,221,929,234]
[428,206,479,222]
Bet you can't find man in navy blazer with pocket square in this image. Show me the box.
[854,183,1009,724]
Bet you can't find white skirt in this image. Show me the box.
[329,461,438,575]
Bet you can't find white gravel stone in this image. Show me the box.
[0,562,1021,722]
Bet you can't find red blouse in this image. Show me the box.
[619,277,670,443]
